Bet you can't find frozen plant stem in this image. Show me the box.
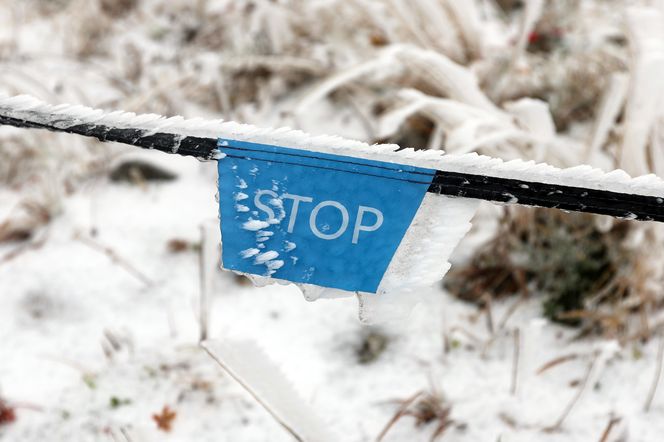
[547,351,600,432]
[483,293,494,334]
[498,294,526,331]
[644,333,664,412]
[201,340,332,441]
[598,414,622,442]
[198,227,208,342]
[75,234,152,286]
[375,391,423,442]
[120,427,134,442]
[198,223,217,342]
[511,328,520,395]
[0,234,47,265]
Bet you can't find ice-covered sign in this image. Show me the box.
[217,139,436,293]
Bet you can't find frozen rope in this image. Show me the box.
[1,95,663,222]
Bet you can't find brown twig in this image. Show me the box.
[0,234,47,265]
[546,351,600,432]
[482,293,495,335]
[536,354,579,375]
[75,233,152,286]
[498,293,527,330]
[598,414,622,442]
[376,391,424,442]
[638,297,651,342]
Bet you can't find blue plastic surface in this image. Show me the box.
[217,139,435,293]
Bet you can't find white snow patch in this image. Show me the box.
[240,248,260,259]
[243,220,270,231]
[255,251,279,264]
[266,260,285,271]
[257,231,274,242]
[211,150,227,160]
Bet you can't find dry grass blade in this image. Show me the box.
[0,200,54,244]
[546,351,599,432]
[536,354,579,376]
[0,234,47,265]
[446,207,661,341]
[376,391,423,442]
[585,73,628,162]
[598,414,622,442]
[75,233,153,287]
[619,7,664,176]
[377,389,454,442]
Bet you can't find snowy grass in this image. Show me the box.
[446,207,664,343]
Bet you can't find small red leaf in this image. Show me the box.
[152,405,176,432]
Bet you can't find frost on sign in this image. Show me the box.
[216,139,437,293]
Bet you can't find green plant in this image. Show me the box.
[445,207,659,339]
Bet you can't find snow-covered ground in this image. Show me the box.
[2,0,664,440]
[0,148,663,441]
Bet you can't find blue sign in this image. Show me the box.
[217,139,435,293]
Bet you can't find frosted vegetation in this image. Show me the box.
[1,0,664,441]
[1,0,663,195]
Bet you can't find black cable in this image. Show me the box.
[1,112,663,222]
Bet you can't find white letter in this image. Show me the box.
[282,194,313,233]
[310,201,349,240]
[254,190,278,221]
[352,206,383,244]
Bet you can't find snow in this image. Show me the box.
[2,155,664,440]
[266,260,285,271]
[240,248,260,259]
[254,251,279,264]
[242,220,270,231]
[1,144,663,440]
[234,192,249,201]
[2,1,664,440]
